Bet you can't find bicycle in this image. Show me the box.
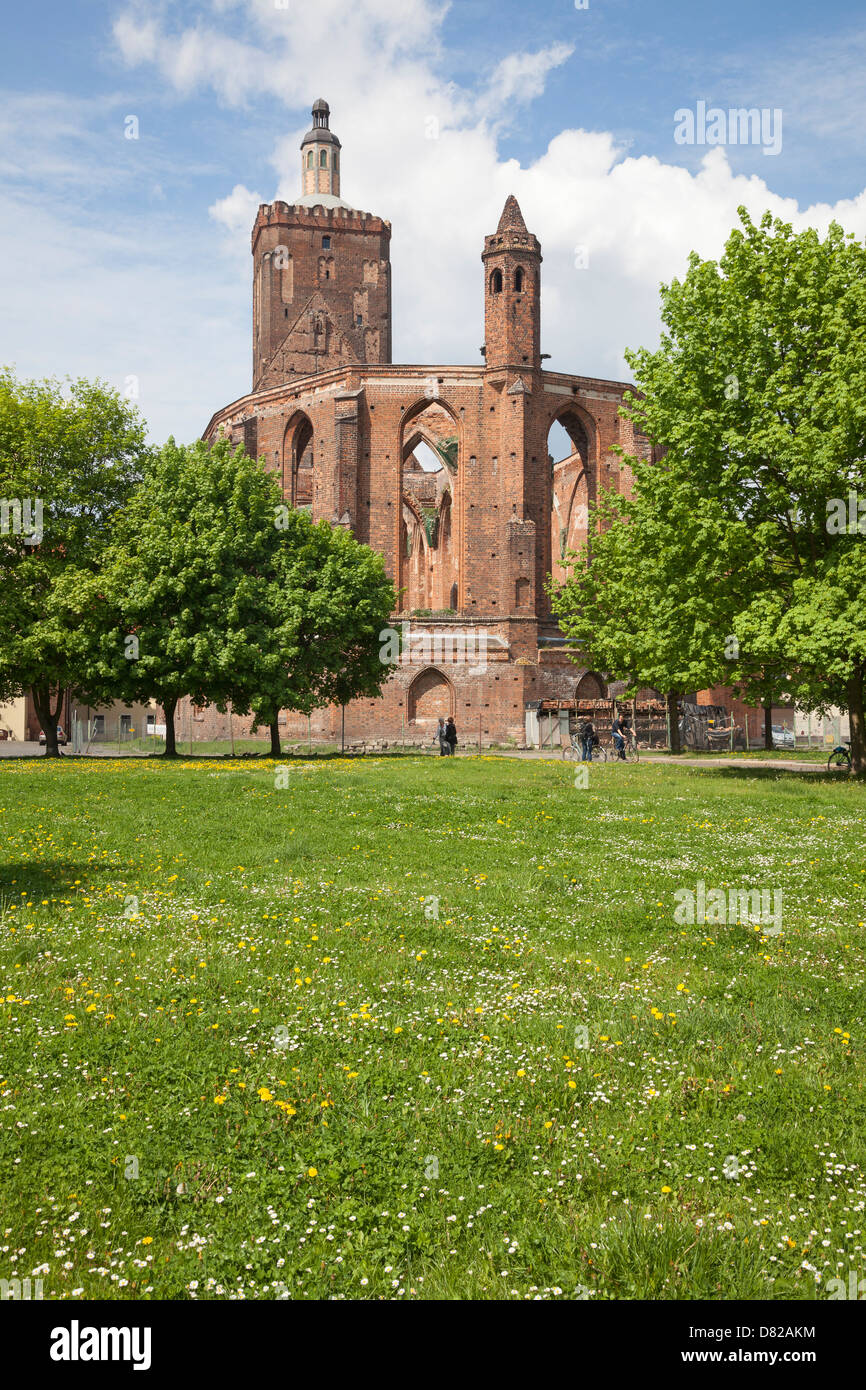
[608,731,640,763]
[827,742,852,773]
[562,733,607,763]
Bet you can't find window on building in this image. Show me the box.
[322,236,331,249]
[514,266,524,292]
[490,269,503,294]
[307,151,313,168]
[320,149,328,167]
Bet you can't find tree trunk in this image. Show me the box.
[163,698,178,758]
[847,666,865,775]
[666,691,681,754]
[32,686,60,758]
[269,721,281,758]
[764,699,773,751]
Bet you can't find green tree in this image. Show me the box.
[93,439,398,758]
[550,469,749,753]
[0,372,146,756]
[233,506,397,756]
[621,208,866,770]
[91,437,282,756]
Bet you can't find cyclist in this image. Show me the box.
[612,713,628,760]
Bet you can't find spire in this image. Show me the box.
[496,194,528,236]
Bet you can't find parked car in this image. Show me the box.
[38,725,68,745]
[771,724,795,748]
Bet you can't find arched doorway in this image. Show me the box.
[574,669,607,700]
[408,668,453,724]
[283,412,314,507]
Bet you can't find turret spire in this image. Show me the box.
[300,99,342,202]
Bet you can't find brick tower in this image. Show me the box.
[251,100,392,391]
[481,194,542,370]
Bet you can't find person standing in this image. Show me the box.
[434,717,449,755]
[579,717,595,762]
[445,717,457,755]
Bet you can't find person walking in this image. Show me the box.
[445,717,458,755]
[434,717,449,755]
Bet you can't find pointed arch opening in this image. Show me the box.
[549,405,596,583]
[399,398,461,615]
[408,668,454,725]
[283,412,314,508]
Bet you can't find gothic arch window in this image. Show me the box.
[307,151,314,168]
[399,397,462,616]
[490,268,503,294]
[449,582,458,611]
[320,149,328,167]
[514,266,525,292]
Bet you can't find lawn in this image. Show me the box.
[1,753,864,1301]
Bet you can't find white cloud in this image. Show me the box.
[209,183,263,237]
[477,42,574,123]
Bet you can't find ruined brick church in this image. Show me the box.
[203,100,653,745]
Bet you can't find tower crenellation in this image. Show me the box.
[251,101,392,389]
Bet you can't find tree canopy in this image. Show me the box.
[552,208,866,769]
[0,372,146,754]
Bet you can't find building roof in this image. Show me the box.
[496,194,528,235]
[292,193,352,210]
[301,97,342,149]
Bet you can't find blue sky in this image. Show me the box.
[2,0,865,440]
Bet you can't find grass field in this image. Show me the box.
[1,753,864,1301]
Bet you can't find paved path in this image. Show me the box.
[488,748,829,772]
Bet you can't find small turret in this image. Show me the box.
[481,195,542,370]
[300,99,342,203]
